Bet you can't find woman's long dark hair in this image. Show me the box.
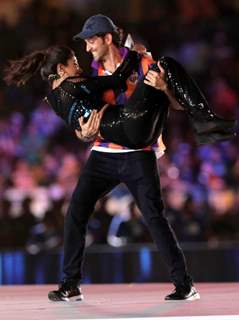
[4,46,74,87]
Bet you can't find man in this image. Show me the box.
[48,14,199,302]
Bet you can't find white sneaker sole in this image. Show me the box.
[62,294,84,302]
[165,291,200,301]
[185,292,200,301]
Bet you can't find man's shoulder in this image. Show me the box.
[141,53,155,64]
[139,54,154,75]
[140,53,154,64]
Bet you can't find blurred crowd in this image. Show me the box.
[0,0,239,251]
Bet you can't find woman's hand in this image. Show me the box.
[75,104,109,142]
[144,61,168,92]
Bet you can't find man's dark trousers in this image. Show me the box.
[63,150,192,287]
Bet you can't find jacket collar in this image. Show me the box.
[91,47,129,71]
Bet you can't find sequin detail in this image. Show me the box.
[160,57,216,121]
[101,108,148,128]
[159,56,236,141]
[53,83,94,130]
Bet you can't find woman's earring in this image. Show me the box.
[48,74,60,81]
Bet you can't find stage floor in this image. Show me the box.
[0,283,238,320]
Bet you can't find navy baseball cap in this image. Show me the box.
[73,14,118,41]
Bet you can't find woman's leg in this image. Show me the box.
[159,56,237,144]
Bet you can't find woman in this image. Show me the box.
[4,46,236,148]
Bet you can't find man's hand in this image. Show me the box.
[75,104,109,142]
[144,62,184,110]
[144,61,168,92]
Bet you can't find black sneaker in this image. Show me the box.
[165,285,200,301]
[48,282,83,302]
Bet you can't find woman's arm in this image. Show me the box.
[66,50,140,98]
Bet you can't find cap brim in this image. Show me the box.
[72,34,81,41]
[73,26,117,41]
[73,31,96,41]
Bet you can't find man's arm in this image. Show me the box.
[75,104,109,142]
[144,61,184,111]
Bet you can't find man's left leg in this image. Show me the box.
[123,151,200,300]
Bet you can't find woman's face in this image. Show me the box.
[60,55,82,78]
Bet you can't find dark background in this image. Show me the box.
[0,1,239,275]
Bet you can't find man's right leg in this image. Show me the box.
[122,151,199,301]
[48,151,119,301]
